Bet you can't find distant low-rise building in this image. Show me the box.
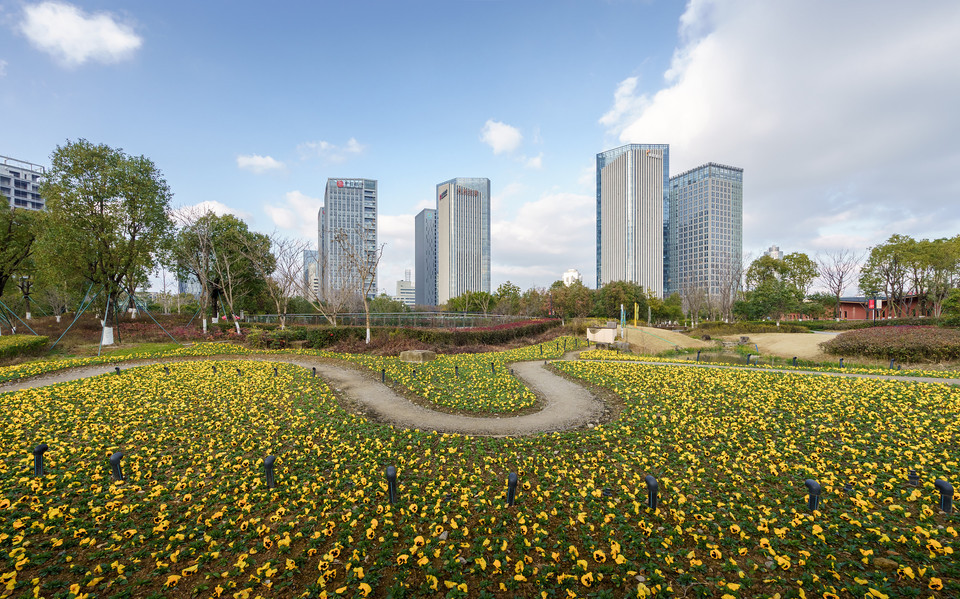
[395,269,415,307]
[1,155,45,210]
[562,269,582,286]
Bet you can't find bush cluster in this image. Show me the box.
[821,325,960,362]
[245,319,562,350]
[792,317,946,331]
[691,321,809,335]
[0,334,49,360]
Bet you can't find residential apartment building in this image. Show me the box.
[395,269,415,308]
[596,144,669,296]
[318,178,378,300]
[414,208,437,306]
[436,178,490,305]
[1,155,45,210]
[668,162,743,299]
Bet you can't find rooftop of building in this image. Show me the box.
[1,155,46,173]
[671,162,744,180]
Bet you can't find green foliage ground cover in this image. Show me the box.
[0,335,48,360]
[1,355,957,598]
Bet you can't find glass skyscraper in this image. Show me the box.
[596,144,670,296]
[668,163,743,300]
[436,177,490,305]
[318,178,378,300]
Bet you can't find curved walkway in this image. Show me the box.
[0,355,606,437]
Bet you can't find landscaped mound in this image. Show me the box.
[0,334,48,360]
[1,355,957,597]
[820,325,960,362]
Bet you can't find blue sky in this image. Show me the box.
[3,1,960,295]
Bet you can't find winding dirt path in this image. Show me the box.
[0,356,606,437]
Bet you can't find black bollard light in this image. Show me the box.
[792,357,798,367]
[908,470,920,486]
[746,354,752,365]
[890,358,896,369]
[33,443,48,477]
[839,358,844,368]
[897,364,901,371]
[212,365,217,374]
[236,368,241,375]
[386,465,398,504]
[312,367,316,377]
[563,339,566,350]
[696,350,701,362]
[506,472,518,507]
[263,455,277,489]
[934,479,954,513]
[109,451,124,482]
[381,368,386,383]
[843,482,854,495]
[164,366,170,375]
[539,344,543,356]
[274,366,278,377]
[115,366,120,375]
[645,475,659,509]
[805,479,822,511]
[454,365,459,378]
[491,362,495,375]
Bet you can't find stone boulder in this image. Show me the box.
[399,349,437,363]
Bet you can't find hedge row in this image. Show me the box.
[245,319,561,349]
[821,325,960,362]
[0,335,49,360]
[791,317,948,331]
[691,321,810,335]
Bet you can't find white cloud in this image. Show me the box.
[491,191,595,288]
[297,138,365,163]
[264,190,321,241]
[19,2,142,67]
[480,119,523,154]
[603,0,960,256]
[523,153,543,170]
[236,154,285,174]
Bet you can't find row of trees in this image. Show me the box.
[732,234,960,322]
[0,140,385,342]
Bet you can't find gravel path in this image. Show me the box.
[0,355,606,437]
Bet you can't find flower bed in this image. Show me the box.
[0,360,956,597]
[0,335,48,360]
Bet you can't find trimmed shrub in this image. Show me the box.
[691,321,809,335]
[0,335,49,360]
[821,325,960,362]
[792,317,946,331]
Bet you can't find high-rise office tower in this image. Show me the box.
[436,178,490,305]
[1,155,45,210]
[414,208,437,306]
[669,163,743,299]
[596,144,669,296]
[318,178,378,299]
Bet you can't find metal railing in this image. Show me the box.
[243,312,535,328]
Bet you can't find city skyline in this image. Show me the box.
[2,2,959,294]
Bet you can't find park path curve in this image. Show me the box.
[0,355,606,437]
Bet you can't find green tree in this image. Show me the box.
[0,207,37,299]
[859,235,912,317]
[596,280,647,321]
[494,281,521,315]
[37,140,174,342]
[782,252,818,298]
[369,294,407,313]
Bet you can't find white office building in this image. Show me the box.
[596,144,669,296]
[436,178,490,305]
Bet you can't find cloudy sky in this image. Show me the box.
[2,0,959,295]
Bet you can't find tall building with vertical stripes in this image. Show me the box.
[436,178,490,305]
[596,144,669,296]
[414,208,437,306]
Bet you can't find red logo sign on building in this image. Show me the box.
[337,180,344,188]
